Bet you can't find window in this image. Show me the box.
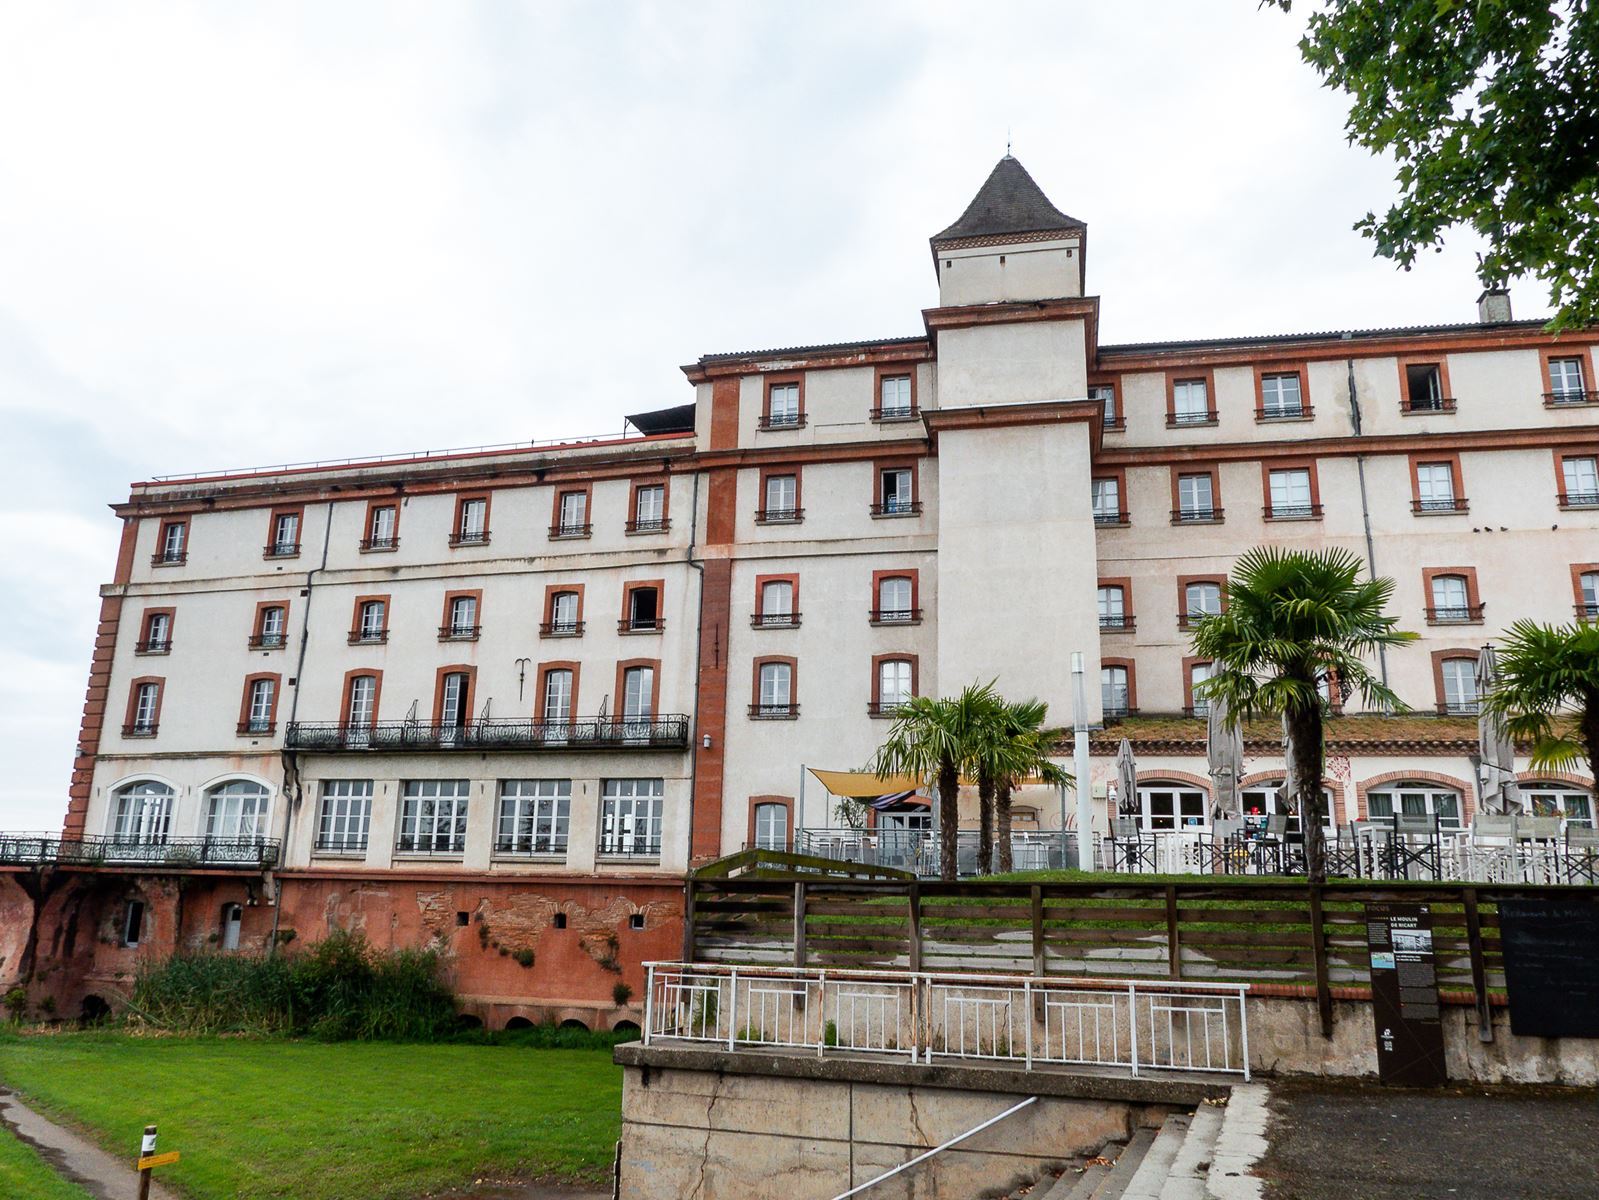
[1414,462,1460,513]
[1260,373,1305,419]
[1266,468,1316,519]
[363,503,398,551]
[756,578,797,628]
[545,590,582,636]
[1580,570,1599,619]
[123,900,145,948]
[1547,357,1590,404]
[126,681,161,736]
[345,673,378,746]
[623,584,662,633]
[1101,665,1131,718]
[876,658,913,715]
[554,490,590,537]
[873,574,917,623]
[397,780,469,855]
[438,670,472,740]
[1519,786,1594,828]
[1091,477,1125,525]
[1098,585,1130,631]
[111,781,173,844]
[875,467,917,516]
[1188,662,1213,717]
[630,484,667,533]
[599,779,663,857]
[1183,581,1223,628]
[453,496,489,546]
[620,664,656,739]
[1240,780,1337,837]
[1175,473,1217,521]
[443,594,479,640]
[753,660,796,718]
[877,374,913,419]
[541,668,575,729]
[1440,657,1479,714]
[1560,455,1599,507]
[759,473,800,522]
[764,381,802,428]
[753,802,788,850]
[154,520,187,565]
[1428,575,1473,623]
[1403,362,1449,411]
[138,610,172,654]
[316,780,373,853]
[221,903,243,952]
[1089,384,1120,429]
[497,780,571,856]
[266,510,301,558]
[1367,783,1462,829]
[1138,782,1209,831]
[253,604,287,649]
[1170,378,1212,425]
[206,780,270,841]
[241,677,277,734]
[354,599,387,643]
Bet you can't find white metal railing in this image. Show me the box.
[642,962,1250,1079]
[829,1095,1038,1200]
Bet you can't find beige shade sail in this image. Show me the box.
[808,768,1057,796]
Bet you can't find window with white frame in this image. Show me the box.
[1581,570,1599,618]
[1429,575,1471,622]
[756,661,794,716]
[1562,455,1599,505]
[1177,473,1215,519]
[876,576,913,621]
[144,611,171,651]
[160,521,187,561]
[497,779,571,855]
[130,682,160,734]
[1172,379,1210,424]
[270,511,299,555]
[878,659,913,712]
[879,374,912,417]
[1240,780,1337,836]
[1267,468,1314,518]
[542,668,574,727]
[760,579,795,625]
[439,671,471,737]
[1185,581,1222,622]
[1366,782,1461,829]
[244,678,276,732]
[367,504,397,548]
[1440,658,1479,714]
[763,474,798,520]
[1415,463,1458,511]
[258,605,286,646]
[206,780,271,841]
[879,468,914,514]
[397,779,469,854]
[1089,384,1118,426]
[1091,477,1122,523]
[1260,373,1304,418]
[448,595,478,636]
[1519,786,1594,828]
[111,781,173,844]
[754,802,787,850]
[633,484,665,530]
[357,600,386,641]
[549,591,580,634]
[1138,782,1209,831]
[1189,662,1214,716]
[316,780,372,852]
[1101,665,1130,717]
[557,490,588,533]
[1098,585,1127,629]
[457,498,488,541]
[621,665,655,729]
[345,674,377,740]
[1547,357,1587,403]
[599,778,664,856]
[767,383,800,425]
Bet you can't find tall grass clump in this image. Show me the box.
[131,929,457,1041]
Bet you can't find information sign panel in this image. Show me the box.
[1365,902,1447,1087]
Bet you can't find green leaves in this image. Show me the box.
[1481,618,1599,775]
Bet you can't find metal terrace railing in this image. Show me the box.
[793,829,1079,877]
[642,962,1250,1079]
[0,834,281,869]
[284,716,691,752]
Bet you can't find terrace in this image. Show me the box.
[284,716,691,753]
[0,834,281,870]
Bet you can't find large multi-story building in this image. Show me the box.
[6,156,1597,1026]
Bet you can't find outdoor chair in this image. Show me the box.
[1200,818,1246,874]
[1463,814,1518,883]
[1251,815,1290,875]
[1108,817,1154,873]
[1517,816,1564,884]
[1388,813,1442,880]
[1564,825,1599,885]
[1350,819,1393,878]
[1324,824,1361,877]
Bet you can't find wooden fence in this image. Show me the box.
[684,876,1599,1036]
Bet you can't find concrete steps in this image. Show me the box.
[1033,1125,1158,1200]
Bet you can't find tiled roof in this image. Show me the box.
[1081,714,1487,757]
[932,156,1084,243]
[692,335,927,366]
[1098,319,1554,356]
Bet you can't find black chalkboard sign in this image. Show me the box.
[1498,898,1599,1039]
[1366,902,1447,1087]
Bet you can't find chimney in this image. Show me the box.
[1477,287,1512,324]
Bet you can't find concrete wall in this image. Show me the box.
[934,320,1089,408]
[936,236,1083,306]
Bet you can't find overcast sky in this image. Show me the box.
[0,2,1548,832]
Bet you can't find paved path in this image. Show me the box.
[0,1087,178,1200]
[1258,1079,1599,1200]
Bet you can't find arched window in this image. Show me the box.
[878,659,914,713]
[1518,784,1594,828]
[1428,574,1471,622]
[111,781,173,845]
[753,802,788,851]
[1439,658,1479,714]
[220,902,243,952]
[1367,781,1462,829]
[206,781,271,842]
[1136,781,1209,832]
[1239,780,1338,835]
[1101,665,1131,718]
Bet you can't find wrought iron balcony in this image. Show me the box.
[151,550,186,567]
[359,536,399,552]
[236,720,276,736]
[284,716,691,753]
[1093,510,1130,527]
[1171,507,1224,524]
[1412,497,1469,514]
[1558,491,1599,509]
[448,530,491,547]
[1100,413,1126,431]
[312,835,368,855]
[755,507,803,524]
[1257,405,1312,422]
[438,624,481,641]
[1177,610,1220,631]
[625,517,670,534]
[121,722,158,738]
[1403,397,1456,413]
[0,834,280,869]
[248,632,287,650]
[348,629,389,645]
[263,542,301,559]
[618,617,665,635]
[539,619,584,637]
[548,523,592,540]
[1098,614,1135,632]
[757,413,806,431]
[134,638,171,655]
[1545,389,1599,407]
[1182,704,1212,719]
[869,500,923,518]
[1102,704,1137,720]
[1264,503,1323,520]
[1437,700,1481,716]
[751,611,801,629]
[749,703,799,720]
[493,837,568,857]
[869,406,918,423]
[1167,409,1219,427]
[869,608,922,625]
[394,835,467,857]
[866,701,908,718]
[1426,605,1485,625]
[1577,603,1599,620]
[596,836,662,858]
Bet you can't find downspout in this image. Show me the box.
[684,470,706,868]
[1347,354,1390,693]
[270,500,334,954]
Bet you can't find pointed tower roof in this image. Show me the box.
[931,156,1084,244]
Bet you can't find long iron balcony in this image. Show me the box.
[0,834,281,870]
[284,716,691,753]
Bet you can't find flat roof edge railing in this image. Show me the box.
[0,835,282,869]
[284,716,692,752]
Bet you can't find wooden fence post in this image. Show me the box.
[1164,886,1181,980]
[1308,883,1333,1037]
[1463,887,1493,1043]
[792,881,807,969]
[681,879,696,963]
[908,881,922,973]
[1030,885,1045,978]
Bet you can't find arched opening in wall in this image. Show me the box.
[504,1016,534,1031]
[613,1020,641,1041]
[454,1013,483,1031]
[220,903,243,951]
[559,1018,590,1032]
[79,995,111,1026]
[1135,781,1210,832]
[1239,781,1338,835]
[1367,781,1464,830]
[1517,783,1595,830]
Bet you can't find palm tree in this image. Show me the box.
[989,701,1071,872]
[1190,547,1415,882]
[1480,619,1599,787]
[870,682,998,881]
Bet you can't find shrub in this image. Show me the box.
[514,948,534,968]
[3,986,27,1021]
[612,981,633,1007]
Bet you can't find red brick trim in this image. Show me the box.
[340,669,384,729]
[1408,451,1466,510]
[621,579,666,629]
[452,492,492,543]
[1356,769,1474,822]
[1430,647,1481,713]
[362,498,401,549]
[872,364,918,418]
[872,568,920,611]
[709,377,740,451]
[1176,574,1228,629]
[746,795,794,848]
[550,482,594,534]
[535,661,581,721]
[691,560,733,862]
[1165,367,1218,425]
[136,606,176,653]
[627,476,671,530]
[754,573,800,617]
[440,589,483,638]
[1100,656,1138,712]
[1539,344,1598,400]
[614,658,663,723]
[154,517,189,564]
[1135,769,1212,792]
[706,467,738,545]
[762,373,806,425]
[1097,577,1133,624]
[1570,563,1599,611]
[431,664,478,726]
[541,582,586,627]
[1397,354,1453,410]
[122,676,165,735]
[1181,656,1213,711]
[1259,458,1323,519]
[872,457,921,508]
[1554,446,1599,506]
[237,672,283,733]
[350,594,391,639]
[252,599,290,639]
[1252,363,1311,420]
[870,652,919,707]
[751,655,799,711]
[1517,770,1597,792]
[263,505,304,557]
[1169,464,1223,518]
[1420,567,1481,616]
[756,465,802,520]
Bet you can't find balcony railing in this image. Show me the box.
[1258,405,1312,422]
[1545,389,1599,407]
[1167,409,1219,427]
[755,507,803,524]
[1577,603,1599,620]
[1102,705,1137,720]
[1403,397,1457,413]
[493,837,568,858]
[749,703,799,720]
[284,716,691,752]
[1426,605,1485,625]
[1437,701,1481,716]
[448,530,491,547]
[151,551,186,567]
[349,629,388,645]
[1093,510,1130,527]
[625,517,670,534]
[751,612,801,628]
[1558,491,1599,509]
[1177,610,1220,630]
[134,639,171,655]
[359,536,399,552]
[1412,497,1468,514]
[757,413,806,431]
[248,632,287,650]
[866,701,908,718]
[0,834,280,869]
[394,836,466,857]
[263,542,301,559]
[1101,413,1126,431]
[1171,507,1224,524]
[869,406,918,423]
[1182,704,1212,719]
[539,620,584,637]
[597,836,662,858]
[548,523,592,540]
[312,835,368,855]
[1264,503,1322,520]
[869,608,922,625]
[122,723,158,737]
[438,624,482,641]
[236,720,276,736]
[869,501,923,518]
[1098,614,1135,632]
[790,829,1084,878]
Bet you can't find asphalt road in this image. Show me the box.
[1258,1079,1599,1200]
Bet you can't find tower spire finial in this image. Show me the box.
[1006,127,1012,157]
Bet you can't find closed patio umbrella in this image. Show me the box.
[1475,645,1521,816]
[1115,737,1139,817]
[1207,694,1245,818]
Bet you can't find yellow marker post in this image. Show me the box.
[137,1151,181,1170]
[135,1124,179,1198]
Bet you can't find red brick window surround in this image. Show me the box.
[620,579,666,635]
[1540,345,1599,407]
[1432,648,1481,715]
[1261,459,1323,520]
[872,365,918,422]
[872,458,922,518]
[1100,658,1136,718]
[136,607,175,655]
[869,653,918,718]
[250,600,290,651]
[535,661,581,723]
[756,466,803,524]
[871,569,921,625]
[753,573,801,629]
[751,655,799,720]
[613,658,663,724]
[626,477,671,534]
[450,492,492,547]
[440,590,482,641]
[1166,368,1218,428]
[1409,452,1468,515]
[340,669,383,733]
[123,676,164,737]
[550,483,594,539]
[1170,465,1223,524]
[541,583,586,638]
[1177,575,1227,631]
[1183,657,1215,717]
[362,499,401,552]
[431,664,477,728]
[760,374,806,431]
[1097,578,1134,633]
[1092,468,1129,526]
[1421,567,1483,626]
[153,518,189,566]
[1555,448,1599,509]
[1089,376,1122,430]
[1571,562,1599,620]
[238,671,282,736]
[1254,365,1311,422]
[1398,356,1455,414]
[747,795,794,849]
[349,594,391,644]
[264,506,304,560]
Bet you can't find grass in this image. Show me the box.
[0,1032,622,1199]
[0,1126,92,1200]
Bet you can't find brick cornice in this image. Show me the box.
[1096,325,1598,371]
[1095,422,1599,468]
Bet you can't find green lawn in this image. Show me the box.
[0,1034,621,1199]
[0,1125,92,1200]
